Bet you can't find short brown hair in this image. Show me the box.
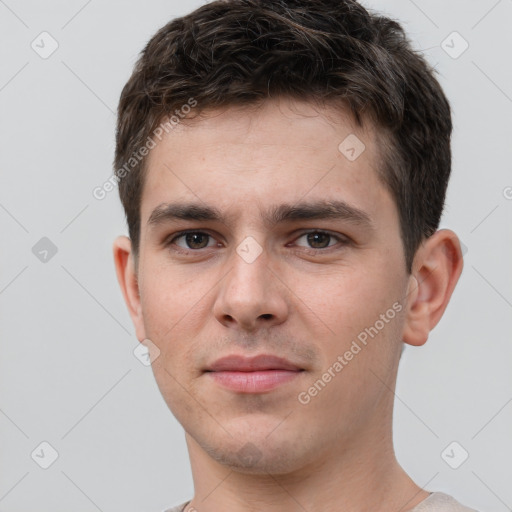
[114,0,452,273]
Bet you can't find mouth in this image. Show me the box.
[204,354,305,393]
[205,369,304,393]
[204,354,304,372]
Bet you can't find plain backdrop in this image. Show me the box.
[0,0,511,511]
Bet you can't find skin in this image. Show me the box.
[113,97,463,512]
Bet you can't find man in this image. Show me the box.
[112,1,478,510]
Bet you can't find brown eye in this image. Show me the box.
[306,232,331,249]
[183,233,210,249]
[295,230,347,250]
[168,231,216,251]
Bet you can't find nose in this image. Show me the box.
[212,241,289,332]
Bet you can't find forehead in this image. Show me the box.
[140,98,392,230]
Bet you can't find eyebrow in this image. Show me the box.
[147,199,374,230]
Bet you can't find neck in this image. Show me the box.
[183,411,429,512]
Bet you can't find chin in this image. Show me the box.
[203,434,306,475]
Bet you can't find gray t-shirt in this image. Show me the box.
[163,491,479,512]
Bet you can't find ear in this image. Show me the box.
[113,235,146,342]
[402,229,464,347]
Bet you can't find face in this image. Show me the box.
[122,98,417,474]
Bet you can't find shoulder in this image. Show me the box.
[163,495,481,512]
[411,492,480,512]
[162,500,191,512]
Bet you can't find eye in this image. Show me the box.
[293,230,348,251]
[165,229,350,255]
[167,231,218,251]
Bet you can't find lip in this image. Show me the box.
[205,354,304,372]
[207,370,302,393]
[204,354,305,393]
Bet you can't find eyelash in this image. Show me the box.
[164,229,350,255]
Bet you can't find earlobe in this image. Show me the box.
[402,229,464,347]
[112,236,146,341]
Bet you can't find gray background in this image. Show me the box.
[0,0,511,511]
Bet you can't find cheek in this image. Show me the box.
[297,265,392,328]
[296,267,405,418]
[139,259,205,320]
[296,262,405,363]
[138,265,215,369]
